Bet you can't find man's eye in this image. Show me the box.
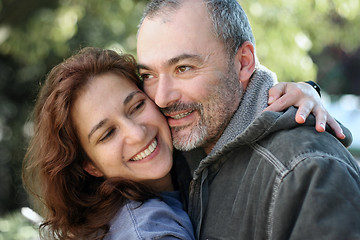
[176,66,191,73]
[140,73,153,81]
[99,129,115,142]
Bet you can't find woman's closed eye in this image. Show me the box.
[99,128,115,143]
[129,100,145,115]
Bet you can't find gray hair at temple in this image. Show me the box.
[138,0,256,59]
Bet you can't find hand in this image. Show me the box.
[264,82,345,139]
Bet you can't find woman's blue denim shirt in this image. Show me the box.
[104,191,194,240]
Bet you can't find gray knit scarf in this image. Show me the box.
[210,64,277,155]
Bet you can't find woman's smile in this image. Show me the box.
[131,138,158,161]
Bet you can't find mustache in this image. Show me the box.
[160,102,202,115]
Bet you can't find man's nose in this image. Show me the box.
[153,74,181,108]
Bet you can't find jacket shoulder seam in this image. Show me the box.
[250,143,287,175]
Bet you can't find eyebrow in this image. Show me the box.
[87,90,142,142]
[88,119,108,142]
[137,53,203,70]
[168,53,202,66]
[124,90,142,105]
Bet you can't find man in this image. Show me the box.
[136,0,345,140]
[137,0,360,239]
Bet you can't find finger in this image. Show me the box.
[312,106,327,133]
[295,101,313,124]
[268,82,287,104]
[264,94,296,112]
[326,114,345,139]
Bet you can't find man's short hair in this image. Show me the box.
[139,0,255,58]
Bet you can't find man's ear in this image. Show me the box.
[83,161,104,177]
[234,41,256,90]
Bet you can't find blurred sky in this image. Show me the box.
[323,93,360,151]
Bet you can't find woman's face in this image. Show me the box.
[71,72,173,189]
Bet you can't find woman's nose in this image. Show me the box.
[122,119,147,145]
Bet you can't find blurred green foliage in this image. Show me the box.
[0,0,359,226]
[244,0,360,84]
[0,211,38,240]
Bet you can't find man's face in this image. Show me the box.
[137,0,243,153]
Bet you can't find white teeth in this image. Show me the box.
[131,139,157,161]
[171,111,193,120]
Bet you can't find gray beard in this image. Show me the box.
[171,75,242,151]
[171,114,208,151]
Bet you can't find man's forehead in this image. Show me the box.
[137,0,218,67]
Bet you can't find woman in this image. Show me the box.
[23,47,194,239]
